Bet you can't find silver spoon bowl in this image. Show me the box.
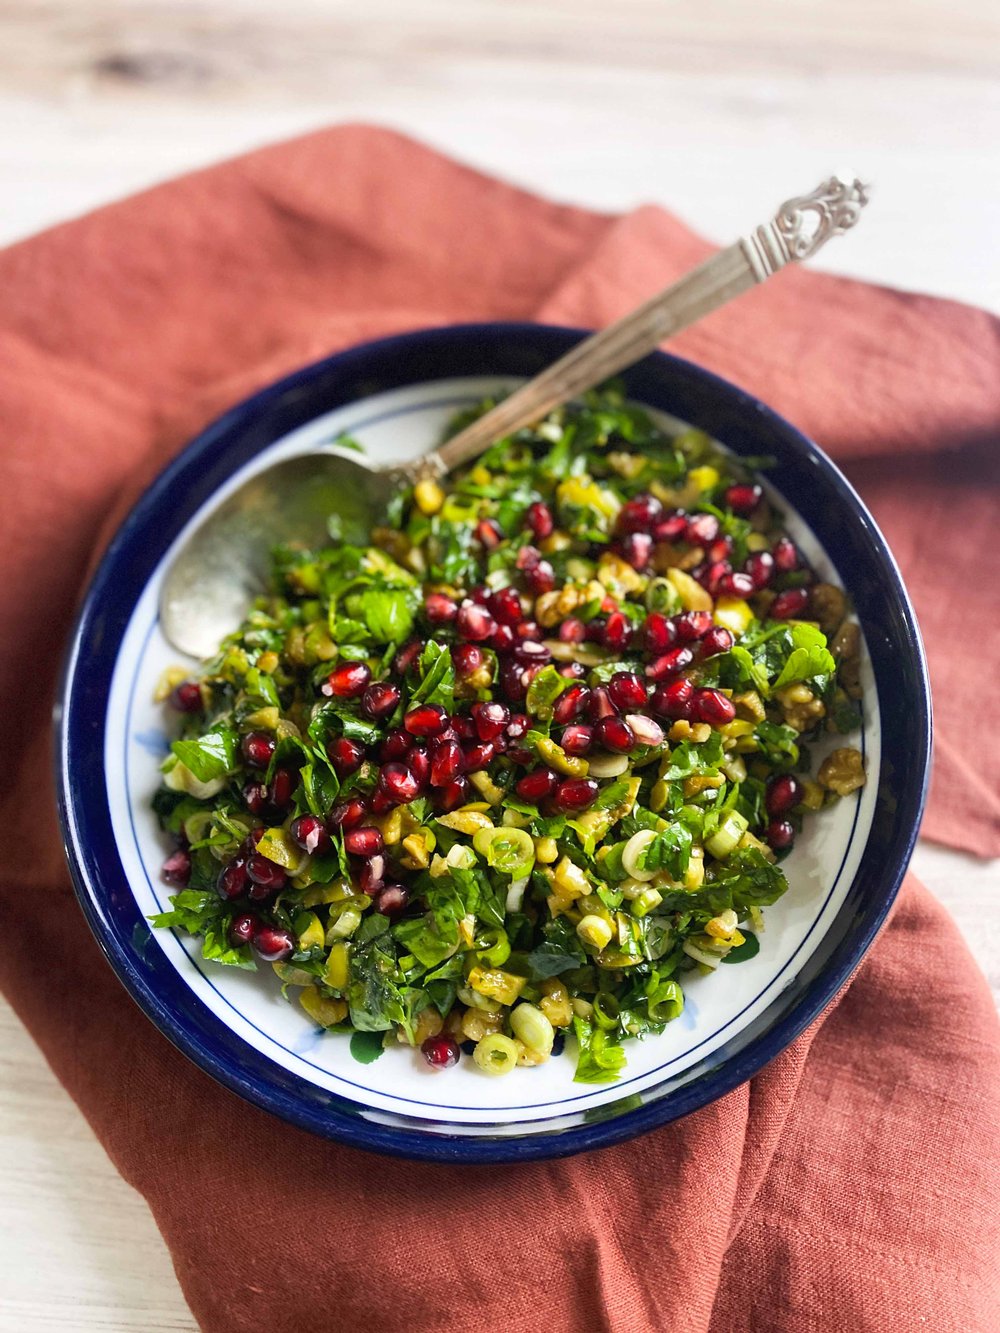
[161,449,406,659]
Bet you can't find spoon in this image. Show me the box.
[161,176,869,658]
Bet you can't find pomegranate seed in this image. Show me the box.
[162,849,191,886]
[328,798,368,830]
[469,585,491,605]
[646,646,694,681]
[525,501,555,541]
[217,859,248,901]
[516,544,542,571]
[523,560,556,595]
[700,627,735,657]
[328,737,364,777]
[720,571,755,599]
[552,684,590,725]
[617,532,652,571]
[584,619,605,643]
[650,677,695,719]
[558,617,586,644]
[244,825,265,851]
[434,777,470,813]
[246,853,287,894]
[513,640,551,667]
[408,746,432,783]
[421,1033,461,1069]
[404,704,449,738]
[725,483,763,515]
[559,662,586,679]
[707,536,733,564]
[471,701,509,741]
[253,925,294,963]
[516,768,558,801]
[359,853,386,892]
[588,686,618,721]
[607,671,647,711]
[378,763,420,805]
[692,688,737,726]
[326,660,371,698]
[772,537,799,572]
[602,611,632,652]
[767,819,796,851]
[642,612,676,655]
[424,593,458,625]
[625,713,665,747]
[771,588,809,620]
[746,551,775,589]
[242,780,268,814]
[268,768,296,812]
[289,814,331,855]
[463,740,496,771]
[701,560,732,596]
[516,620,542,641]
[373,883,409,917]
[361,682,402,722]
[499,660,528,702]
[370,790,395,816]
[169,681,203,713]
[490,586,524,625]
[488,623,514,654]
[506,713,530,740]
[228,913,258,948]
[686,513,720,547]
[241,731,275,769]
[594,715,636,753]
[653,512,688,543]
[560,724,593,756]
[393,640,422,676]
[476,518,504,549]
[451,716,477,742]
[553,778,599,812]
[430,740,465,787]
[456,600,496,642]
[380,728,412,762]
[344,826,384,857]
[675,611,714,642]
[617,492,663,534]
[451,643,484,679]
[766,774,803,816]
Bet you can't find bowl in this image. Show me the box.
[56,323,931,1163]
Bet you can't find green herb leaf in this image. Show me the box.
[572,1017,626,1083]
[360,587,417,644]
[526,665,570,719]
[409,640,455,712]
[170,726,239,782]
[638,822,693,879]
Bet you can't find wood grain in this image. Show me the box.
[1,3,998,1329]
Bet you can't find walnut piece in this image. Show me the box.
[818,747,866,796]
[775,683,826,733]
[810,582,848,632]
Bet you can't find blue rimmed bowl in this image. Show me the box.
[56,323,931,1163]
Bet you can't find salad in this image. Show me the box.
[152,386,866,1082]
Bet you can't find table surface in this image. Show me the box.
[2,2,998,1329]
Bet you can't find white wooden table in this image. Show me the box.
[2,3,997,1328]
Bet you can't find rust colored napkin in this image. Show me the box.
[1,127,998,1332]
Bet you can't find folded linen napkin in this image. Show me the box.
[0,126,996,1332]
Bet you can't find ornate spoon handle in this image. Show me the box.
[423,177,869,478]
